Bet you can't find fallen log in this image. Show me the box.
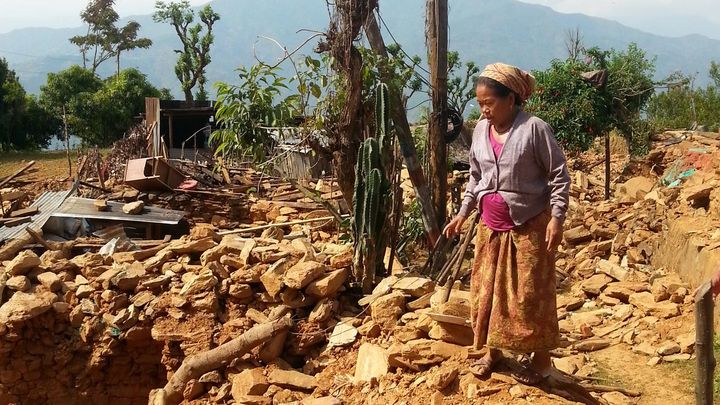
[150,317,293,405]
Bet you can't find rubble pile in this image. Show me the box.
[0,208,359,404]
[2,130,720,404]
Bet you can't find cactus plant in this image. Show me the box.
[352,82,392,293]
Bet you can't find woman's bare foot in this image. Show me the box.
[469,348,502,377]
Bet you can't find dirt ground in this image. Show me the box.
[0,151,71,179]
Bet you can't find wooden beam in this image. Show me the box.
[0,160,35,189]
[426,0,449,228]
[218,216,347,236]
[364,12,440,245]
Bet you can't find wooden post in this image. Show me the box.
[695,282,715,405]
[168,112,174,149]
[427,0,449,228]
[63,105,72,178]
[604,132,610,200]
[364,12,440,244]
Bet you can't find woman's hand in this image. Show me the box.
[443,215,467,238]
[711,270,720,298]
[545,217,563,252]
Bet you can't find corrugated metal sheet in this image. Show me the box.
[52,197,184,225]
[0,190,73,242]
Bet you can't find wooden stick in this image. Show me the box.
[25,227,56,251]
[440,214,479,303]
[579,383,641,397]
[695,282,715,405]
[218,216,347,236]
[151,317,292,405]
[0,160,35,189]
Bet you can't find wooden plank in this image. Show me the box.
[4,217,31,227]
[0,191,26,202]
[269,201,322,210]
[319,191,344,200]
[10,207,38,218]
[218,216,344,236]
[271,190,305,202]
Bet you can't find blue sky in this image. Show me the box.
[1,0,719,40]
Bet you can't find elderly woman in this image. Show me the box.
[443,63,570,385]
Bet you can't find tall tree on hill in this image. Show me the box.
[112,21,153,78]
[70,0,153,75]
[154,1,220,102]
[70,0,119,73]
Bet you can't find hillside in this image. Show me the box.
[2,0,720,95]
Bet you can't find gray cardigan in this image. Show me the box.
[458,110,571,225]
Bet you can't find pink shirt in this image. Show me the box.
[480,128,516,231]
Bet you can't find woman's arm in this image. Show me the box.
[533,122,570,222]
[458,146,481,218]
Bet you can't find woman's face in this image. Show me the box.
[476,84,516,128]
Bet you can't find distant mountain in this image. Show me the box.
[2,0,720,96]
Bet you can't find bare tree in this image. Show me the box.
[565,27,584,61]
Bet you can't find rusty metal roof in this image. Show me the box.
[0,190,73,242]
[52,197,185,225]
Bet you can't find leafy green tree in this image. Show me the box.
[87,68,161,145]
[0,59,55,150]
[527,43,655,154]
[212,64,298,161]
[447,51,479,115]
[154,1,220,102]
[39,65,103,148]
[39,66,160,147]
[526,59,610,151]
[648,68,720,132]
[71,0,152,75]
[0,59,27,150]
[71,0,118,72]
[604,44,655,134]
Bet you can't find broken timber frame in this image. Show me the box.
[365,10,440,245]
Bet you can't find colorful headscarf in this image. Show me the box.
[479,63,536,102]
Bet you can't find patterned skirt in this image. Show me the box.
[470,210,560,352]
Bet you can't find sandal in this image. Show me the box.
[469,356,496,378]
[512,366,547,386]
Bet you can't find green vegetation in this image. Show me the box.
[527,43,655,155]
[351,83,392,292]
[647,63,720,132]
[212,64,298,162]
[0,58,57,151]
[39,66,161,147]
